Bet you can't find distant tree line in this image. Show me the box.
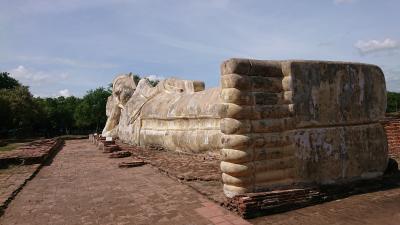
[0,72,111,137]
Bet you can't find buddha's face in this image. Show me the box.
[112,76,136,107]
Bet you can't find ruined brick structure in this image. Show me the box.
[103,58,389,198]
[383,115,400,159]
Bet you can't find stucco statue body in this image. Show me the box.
[102,74,137,138]
[103,58,389,197]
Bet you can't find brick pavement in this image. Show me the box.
[0,165,40,214]
[0,140,249,225]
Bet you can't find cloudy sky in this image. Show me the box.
[0,0,399,97]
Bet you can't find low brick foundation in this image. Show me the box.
[224,174,400,219]
[0,138,64,168]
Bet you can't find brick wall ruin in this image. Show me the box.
[383,115,400,159]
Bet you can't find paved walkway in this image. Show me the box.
[0,164,39,212]
[0,140,249,225]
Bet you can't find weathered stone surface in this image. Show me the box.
[102,75,137,138]
[102,58,388,198]
[288,61,386,126]
[219,59,388,197]
[103,75,223,152]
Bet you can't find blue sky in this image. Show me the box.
[0,0,399,97]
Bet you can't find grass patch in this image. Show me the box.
[0,138,36,153]
[0,142,26,153]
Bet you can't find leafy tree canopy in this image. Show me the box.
[0,86,39,135]
[0,72,21,89]
[387,91,400,113]
[74,87,111,132]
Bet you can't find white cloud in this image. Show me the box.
[355,38,399,54]
[334,0,357,4]
[9,65,69,85]
[146,75,164,81]
[58,89,71,97]
[9,65,50,83]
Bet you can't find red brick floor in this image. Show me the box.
[0,164,40,210]
[0,140,249,225]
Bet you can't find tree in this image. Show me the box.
[0,92,12,131]
[0,72,20,89]
[0,72,37,136]
[387,91,400,113]
[34,96,82,135]
[74,87,111,132]
[0,86,40,136]
[61,96,82,133]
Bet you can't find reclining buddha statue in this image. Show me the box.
[102,58,389,197]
